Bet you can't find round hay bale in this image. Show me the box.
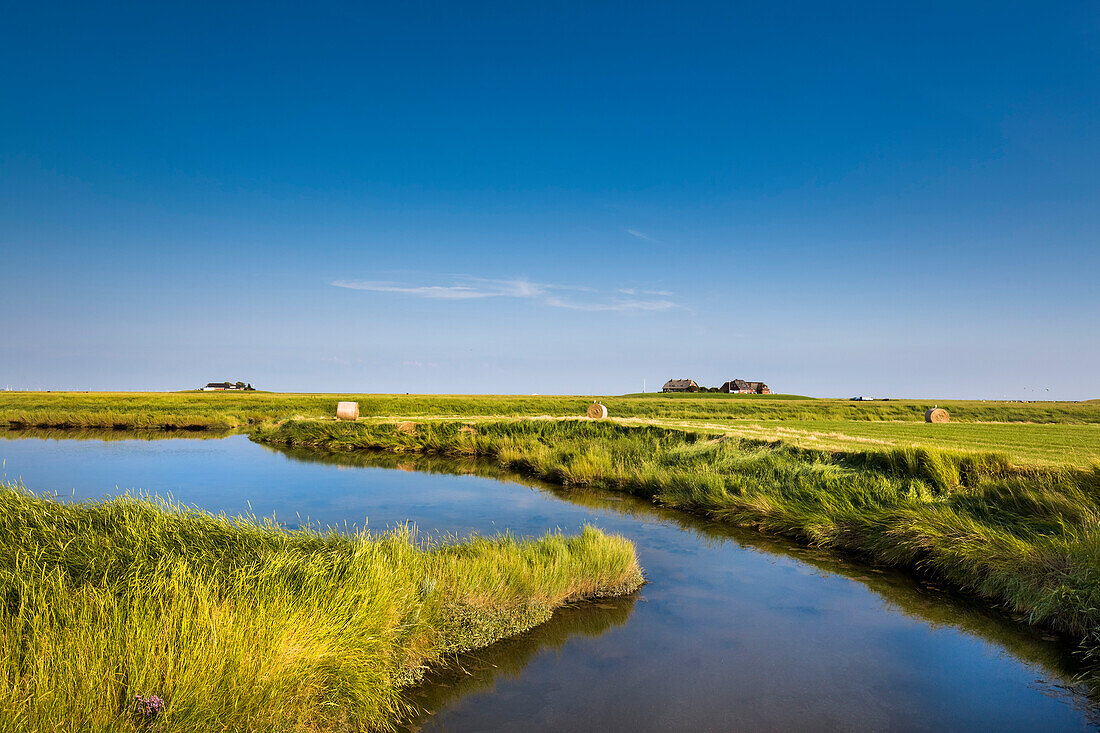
[586,401,608,419]
[336,401,359,421]
[396,421,417,434]
[925,408,949,423]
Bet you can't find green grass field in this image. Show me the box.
[633,418,1100,468]
[2,391,1097,467]
[0,484,642,732]
[2,391,1098,429]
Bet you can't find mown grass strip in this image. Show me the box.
[0,484,642,732]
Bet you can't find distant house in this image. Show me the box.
[720,379,770,394]
[662,379,699,392]
[202,382,249,391]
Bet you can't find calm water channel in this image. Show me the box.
[2,431,1098,731]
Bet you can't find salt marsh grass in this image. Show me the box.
[0,484,642,732]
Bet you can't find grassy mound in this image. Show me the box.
[255,419,1100,658]
[0,484,643,732]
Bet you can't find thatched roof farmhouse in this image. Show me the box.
[662,379,699,392]
[720,379,770,394]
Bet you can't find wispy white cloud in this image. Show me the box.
[544,296,678,313]
[625,228,655,241]
[332,276,679,314]
[616,288,672,296]
[331,280,517,300]
[332,277,553,301]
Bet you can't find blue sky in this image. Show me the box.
[2,2,1097,398]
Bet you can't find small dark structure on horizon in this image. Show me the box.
[662,379,699,392]
[202,382,254,391]
[720,379,770,395]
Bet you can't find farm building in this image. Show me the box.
[662,379,699,392]
[720,379,770,394]
[202,382,252,391]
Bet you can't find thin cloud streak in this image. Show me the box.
[544,296,678,312]
[332,276,679,313]
[330,281,490,299]
[625,228,655,241]
[331,279,543,300]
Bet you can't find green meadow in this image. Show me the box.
[2,391,1097,467]
[652,418,1100,468]
[2,391,1099,430]
[0,484,642,732]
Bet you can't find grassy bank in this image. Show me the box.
[0,484,643,732]
[654,418,1100,467]
[254,418,1100,659]
[3,391,1098,432]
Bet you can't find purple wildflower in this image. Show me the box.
[131,693,165,721]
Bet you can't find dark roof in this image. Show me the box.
[719,379,750,390]
[205,382,233,388]
[722,379,768,391]
[662,379,698,389]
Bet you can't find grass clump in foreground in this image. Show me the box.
[256,419,1100,661]
[0,484,642,732]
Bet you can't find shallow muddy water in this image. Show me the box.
[2,431,1098,731]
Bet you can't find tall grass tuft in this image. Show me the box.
[0,484,643,732]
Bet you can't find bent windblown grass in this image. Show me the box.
[255,419,1100,662]
[0,484,643,732]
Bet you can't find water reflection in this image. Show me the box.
[404,595,639,730]
[0,427,236,442]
